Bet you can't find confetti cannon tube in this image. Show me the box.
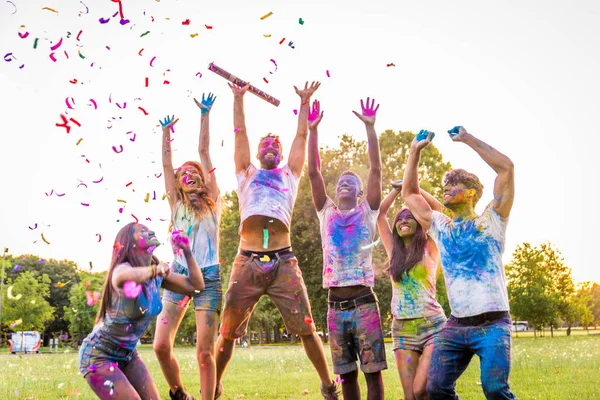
[208,62,280,107]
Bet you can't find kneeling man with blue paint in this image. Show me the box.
[402,126,516,400]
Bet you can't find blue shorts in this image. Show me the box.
[78,334,139,377]
[162,263,222,314]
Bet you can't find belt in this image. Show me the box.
[451,311,509,326]
[328,293,377,311]
[240,247,293,260]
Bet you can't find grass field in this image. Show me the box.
[1,335,599,399]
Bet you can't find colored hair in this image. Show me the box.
[257,133,282,153]
[95,223,159,324]
[443,168,484,206]
[174,161,216,222]
[387,208,427,282]
[339,170,363,192]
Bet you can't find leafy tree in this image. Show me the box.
[540,242,575,337]
[507,242,556,337]
[2,271,55,352]
[4,254,80,342]
[589,283,600,328]
[507,242,576,337]
[63,272,106,344]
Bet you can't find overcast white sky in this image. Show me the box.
[1,0,599,283]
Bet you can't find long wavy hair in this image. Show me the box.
[174,161,216,222]
[95,223,159,324]
[387,208,428,282]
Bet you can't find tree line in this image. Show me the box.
[1,130,597,346]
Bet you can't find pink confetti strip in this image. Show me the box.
[92,177,104,183]
[65,97,75,109]
[45,190,54,196]
[112,145,124,153]
[29,223,38,230]
[96,234,102,242]
[129,133,136,142]
[50,38,63,51]
[88,99,97,109]
[149,56,156,67]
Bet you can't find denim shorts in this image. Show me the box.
[78,334,139,377]
[327,300,388,374]
[163,263,223,314]
[392,313,447,352]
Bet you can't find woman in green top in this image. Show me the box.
[377,181,446,400]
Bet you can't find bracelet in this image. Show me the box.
[150,265,157,279]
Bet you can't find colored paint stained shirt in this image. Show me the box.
[317,198,379,288]
[236,164,300,232]
[391,240,445,319]
[90,263,164,351]
[172,198,221,269]
[428,205,509,317]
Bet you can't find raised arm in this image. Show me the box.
[160,115,180,213]
[306,100,327,211]
[448,126,514,218]
[352,97,381,210]
[377,185,401,257]
[161,231,205,294]
[194,93,219,202]
[229,83,251,174]
[288,81,321,177]
[402,130,435,231]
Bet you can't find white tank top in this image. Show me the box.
[171,198,221,269]
[236,164,300,233]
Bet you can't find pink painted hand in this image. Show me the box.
[352,97,379,125]
[123,281,142,298]
[307,99,324,129]
[171,230,191,252]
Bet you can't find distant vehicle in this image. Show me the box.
[511,321,528,332]
[9,331,41,354]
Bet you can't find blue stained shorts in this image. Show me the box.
[162,263,223,314]
[78,334,139,377]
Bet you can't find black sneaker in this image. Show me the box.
[169,387,195,400]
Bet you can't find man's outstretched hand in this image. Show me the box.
[352,97,379,126]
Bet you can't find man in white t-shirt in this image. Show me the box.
[307,98,386,400]
[214,82,339,400]
[402,126,516,400]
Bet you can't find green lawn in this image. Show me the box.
[0,336,599,399]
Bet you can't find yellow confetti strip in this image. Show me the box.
[190,33,198,38]
[7,285,22,300]
[263,34,271,38]
[41,232,51,244]
[260,11,273,20]
[42,6,59,13]
[144,193,150,202]
[76,138,83,145]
